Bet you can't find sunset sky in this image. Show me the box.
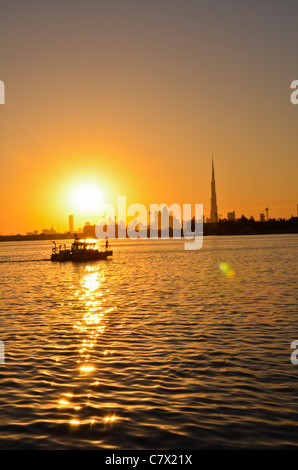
[0,0,297,234]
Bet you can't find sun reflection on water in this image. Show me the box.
[69,419,81,426]
[56,265,117,428]
[104,415,118,425]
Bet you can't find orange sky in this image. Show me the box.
[0,1,297,234]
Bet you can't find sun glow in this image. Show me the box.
[72,183,103,214]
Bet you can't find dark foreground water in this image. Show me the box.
[0,235,297,449]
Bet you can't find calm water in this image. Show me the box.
[0,235,297,449]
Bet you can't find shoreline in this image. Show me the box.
[0,218,297,242]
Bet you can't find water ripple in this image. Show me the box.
[0,235,298,449]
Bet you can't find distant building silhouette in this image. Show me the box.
[207,156,218,223]
[83,222,96,238]
[42,227,56,235]
[227,211,236,221]
[260,213,265,222]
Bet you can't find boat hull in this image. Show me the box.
[51,250,113,262]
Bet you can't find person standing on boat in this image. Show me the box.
[105,236,109,250]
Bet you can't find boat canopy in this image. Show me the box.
[71,240,97,250]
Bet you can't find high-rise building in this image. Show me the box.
[209,157,218,223]
[69,215,74,233]
[227,211,236,221]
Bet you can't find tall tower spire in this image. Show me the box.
[210,155,218,223]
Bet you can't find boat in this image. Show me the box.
[51,235,113,262]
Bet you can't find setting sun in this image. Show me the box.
[71,184,103,215]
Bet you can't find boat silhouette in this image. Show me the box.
[51,235,113,262]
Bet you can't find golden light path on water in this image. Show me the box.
[56,266,118,428]
[1,236,298,449]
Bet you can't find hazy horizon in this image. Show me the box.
[1,0,298,234]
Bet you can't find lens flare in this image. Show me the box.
[219,262,235,279]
